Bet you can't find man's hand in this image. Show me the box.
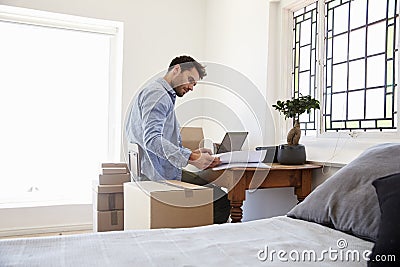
[189,150,221,170]
[192,148,213,155]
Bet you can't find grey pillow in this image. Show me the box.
[287,143,400,242]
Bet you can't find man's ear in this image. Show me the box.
[172,64,181,75]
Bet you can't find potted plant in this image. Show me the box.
[272,95,320,164]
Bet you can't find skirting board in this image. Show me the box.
[0,223,93,238]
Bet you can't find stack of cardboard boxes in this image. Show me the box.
[93,163,131,232]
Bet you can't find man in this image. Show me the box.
[125,55,230,223]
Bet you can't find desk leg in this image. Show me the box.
[230,200,243,223]
[294,169,312,203]
[227,172,246,223]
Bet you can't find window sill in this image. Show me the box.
[298,133,400,165]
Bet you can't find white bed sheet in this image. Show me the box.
[0,216,373,267]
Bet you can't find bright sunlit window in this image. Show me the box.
[0,7,123,206]
[291,0,399,135]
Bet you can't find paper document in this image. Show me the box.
[215,150,267,164]
[212,150,269,170]
[212,162,271,171]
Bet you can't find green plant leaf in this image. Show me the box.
[272,95,320,120]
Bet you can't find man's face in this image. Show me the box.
[171,67,200,97]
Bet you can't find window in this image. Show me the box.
[291,0,399,135]
[292,2,319,136]
[0,6,123,206]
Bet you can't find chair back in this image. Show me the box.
[128,143,141,181]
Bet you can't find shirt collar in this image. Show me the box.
[157,77,176,103]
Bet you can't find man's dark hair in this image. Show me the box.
[168,55,207,79]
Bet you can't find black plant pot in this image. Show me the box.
[277,144,306,165]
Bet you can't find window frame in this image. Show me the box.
[282,0,400,142]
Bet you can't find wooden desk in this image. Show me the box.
[209,163,322,223]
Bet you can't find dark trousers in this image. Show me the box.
[181,170,231,224]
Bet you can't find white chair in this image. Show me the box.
[127,143,141,181]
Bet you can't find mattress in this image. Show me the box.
[0,216,373,266]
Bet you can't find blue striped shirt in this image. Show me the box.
[125,78,192,181]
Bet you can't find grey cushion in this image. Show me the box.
[287,143,400,242]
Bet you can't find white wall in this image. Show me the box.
[204,0,269,90]
[202,0,275,148]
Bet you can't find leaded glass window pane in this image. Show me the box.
[324,0,398,132]
[291,0,398,133]
[292,3,318,136]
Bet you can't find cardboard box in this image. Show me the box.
[99,173,130,185]
[180,127,204,151]
[124,180,213,230]
[102,162,128,168]
[102,168,129,175]
[93,210,124,232]
[101,163,129,175]
[93,183,124,211]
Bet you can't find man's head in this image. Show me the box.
[166,55,207,97]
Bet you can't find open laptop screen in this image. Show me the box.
[216,132,248,154]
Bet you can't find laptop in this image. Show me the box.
[215,132,248,154]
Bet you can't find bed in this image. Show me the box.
[1,143,399,267]
[0,216,373,266]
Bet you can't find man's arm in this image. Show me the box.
[140,91,191,168]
